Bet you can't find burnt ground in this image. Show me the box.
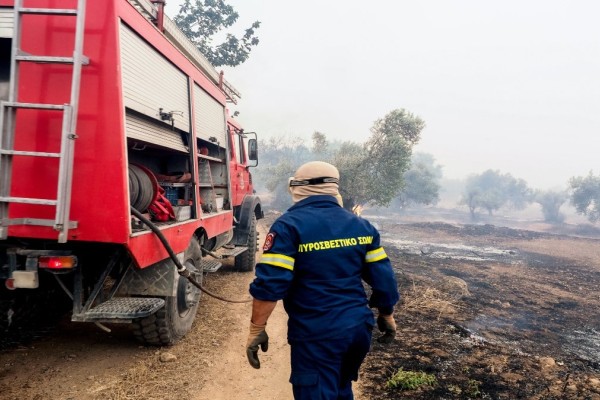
[361,220,600,400]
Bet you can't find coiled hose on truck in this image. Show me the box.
[130,207,252,304]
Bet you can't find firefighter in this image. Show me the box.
[246,161,399,400]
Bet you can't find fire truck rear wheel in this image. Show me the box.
[234,213,258,272]
[132,237,203,345]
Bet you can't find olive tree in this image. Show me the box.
[534,189,568,223]
[335,109,425,210]
[174,0,260,67]
[393,152,442,208]
[569,171,600,223]
[333,141,371,210]
[461,170,532,219]
[311,131,329,156]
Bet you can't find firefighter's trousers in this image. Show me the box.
[289,323,373,400]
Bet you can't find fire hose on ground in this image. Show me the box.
[130,207,252,304]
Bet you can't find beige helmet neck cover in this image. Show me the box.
[289,161,342,205]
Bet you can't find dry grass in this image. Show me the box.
[102,358,170,400]
[401,280,462,319]
[98,337,205,400]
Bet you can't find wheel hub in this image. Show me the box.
[177,260,201,315]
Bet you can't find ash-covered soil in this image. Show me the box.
[361,220,600,400]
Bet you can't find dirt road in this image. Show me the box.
[189,293,291,400]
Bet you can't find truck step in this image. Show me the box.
[72,297,165,322]
[216,246,248,258]
[202,259,222,273]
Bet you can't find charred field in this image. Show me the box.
[361,219,600,400]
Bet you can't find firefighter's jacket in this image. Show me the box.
[249,195,399,341]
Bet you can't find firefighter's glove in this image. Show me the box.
[376,314,396,344]
[246,321,269,369]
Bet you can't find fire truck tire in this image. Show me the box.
[234,213,258,272]
[132,237,203,345]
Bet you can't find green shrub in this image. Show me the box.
[467,379,481,397]
[386,368,437,390]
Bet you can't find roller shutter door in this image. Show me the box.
[0,8,13,38]
[120,23,190,132]
[125,112,188,153]
[194,83,226,146]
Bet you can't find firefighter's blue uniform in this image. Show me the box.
[250,195,399,400]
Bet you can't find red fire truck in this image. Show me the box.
[0,0,263,345]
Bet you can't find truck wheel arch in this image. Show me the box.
[232,195,263,247]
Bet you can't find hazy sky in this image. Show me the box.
[165,1,599,189]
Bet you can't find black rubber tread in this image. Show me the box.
[129,164,154,212]
[234,213,259,272]
[132,237,203,346]
[136,168,154,211]
[129,165,145,210]
[139,315,157,327]
[128,165,141,209]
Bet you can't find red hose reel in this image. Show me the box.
[130,164,175,222]
[148,186,175,222]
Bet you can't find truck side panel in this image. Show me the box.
[7,0,130,243]
[128,211,233,267]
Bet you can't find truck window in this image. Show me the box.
[235,133,246,164]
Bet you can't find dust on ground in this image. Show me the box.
[1,212,600,400]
